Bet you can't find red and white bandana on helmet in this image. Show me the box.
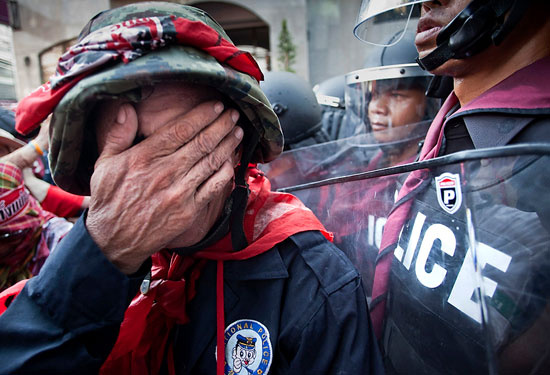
[15,15,264,136]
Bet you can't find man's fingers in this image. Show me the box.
[96,102,139,159]
[180,125,243,189]
[193,160,235,207]
[143,100,226,156]
[177,108,240,166]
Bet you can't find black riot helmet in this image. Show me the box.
[353,0,532,71]
[313,75,346,111]
[261,71,328,150]
[312,75,346,141]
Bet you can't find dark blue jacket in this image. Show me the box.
[0,217,384,375]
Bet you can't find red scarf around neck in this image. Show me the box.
[0,168,331,374]
[98,167,332,375]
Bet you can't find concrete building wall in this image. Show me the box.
[11,0,108,99]
[0,23,16,101]
[307,0,378,86]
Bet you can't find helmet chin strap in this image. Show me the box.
[227,130,260,252]
[425,75,454,99]
[174,130,260,256]
[416,0,526,72]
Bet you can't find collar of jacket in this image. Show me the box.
[441,55,550,148]
[222,244,289,281]
[453,55,550,117]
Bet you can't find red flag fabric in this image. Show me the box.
[16,78,85,136]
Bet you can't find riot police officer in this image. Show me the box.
[260,71,328,150]
[354,0,550,373]
[313,74,347,141]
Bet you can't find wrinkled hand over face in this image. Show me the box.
[86,83,243,274]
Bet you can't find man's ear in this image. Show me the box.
[96,101,138,159]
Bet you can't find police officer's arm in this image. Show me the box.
[86,100,243,274]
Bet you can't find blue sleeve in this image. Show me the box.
[0,215,148,374]
[292,275,385,374]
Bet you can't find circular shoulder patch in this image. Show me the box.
[223,319,272,375]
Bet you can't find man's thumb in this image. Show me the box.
[97,102,138,158]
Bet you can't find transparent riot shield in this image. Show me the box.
[259,120,429,190]
[279,144,550,375]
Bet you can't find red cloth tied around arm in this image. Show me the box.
[42,185,85,218]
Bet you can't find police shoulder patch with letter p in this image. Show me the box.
[435,172,462,214]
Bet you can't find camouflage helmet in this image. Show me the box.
[49,2,283,195]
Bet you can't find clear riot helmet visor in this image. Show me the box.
[354,0,424,45]
[345,63,439,150]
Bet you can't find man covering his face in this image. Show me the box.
[0,3,383,375]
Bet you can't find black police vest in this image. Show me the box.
[381,161,550,374]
